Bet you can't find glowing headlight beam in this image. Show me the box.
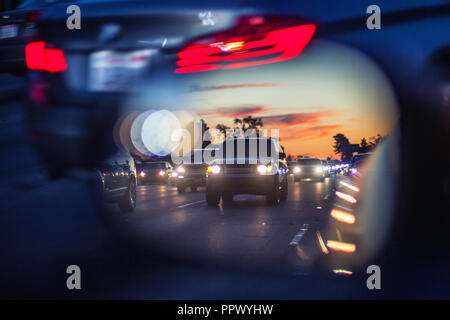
[330,209,356,224]
[333,269,353,275]
[177,166,185,173]
[208,165,221,174]
[326,240,356,253]
[339,181,359,192]
[335,191,357,204]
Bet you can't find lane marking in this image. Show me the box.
[175,200,205,209]
[289,223,309,246]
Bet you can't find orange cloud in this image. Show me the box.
[280,124,344,141]
[262,110,342,128]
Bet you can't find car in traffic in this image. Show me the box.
[287,161,297,175]
[0,0,70,75]
[205,137,288,206]
[321,159,332,177]
[292,158,325,182]
[24,0,316,178]
[347,152,372,176]
[137,161,172,185]
[97,153,137,213]
[175,163,207,193]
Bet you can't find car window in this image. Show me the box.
[297,159,322,165]
[142,162,165,169]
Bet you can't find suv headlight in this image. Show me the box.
[257,164,272,174]
[294,166,301,173]
[177,166,185,173]
[207,165,221,174]
[315,166,323,173]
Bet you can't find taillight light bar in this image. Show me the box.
[26,41,67,73]
[176,16,316,74]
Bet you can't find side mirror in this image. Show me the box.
[279,152,286,160]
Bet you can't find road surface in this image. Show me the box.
[105,176,337,273]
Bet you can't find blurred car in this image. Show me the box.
[0,0,70,75]
[321,159,331,177]
[97,153,137,213]
[347,152,372,176]
[205,137,288,206]
[292,158,325,182]
[328,160,341,174]
[175,163,207,193]
[287,161,297,175]
[137,161,172,185]
[24,0,316,178]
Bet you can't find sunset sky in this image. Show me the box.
[129,39,398,159]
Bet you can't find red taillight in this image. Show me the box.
[26,41,67,73]
[176,16,316,74]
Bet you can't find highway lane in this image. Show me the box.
[107,175,337,273]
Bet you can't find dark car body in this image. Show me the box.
[321,159,331,177]
[205,138,288,206]
[176,163,207,192]
[25,0,311,177]
[293,158,325,182]
[348,152,372,176]
[136,161,172,184]
[0,0,70,75]
[98,153,137,212]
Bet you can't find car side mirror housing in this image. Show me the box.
[279,152,286,160]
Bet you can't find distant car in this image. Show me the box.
[25,2,316,179]
[97,153,137,213]
[348,153,372,176]
[0,0,69,75]
[287,161,297,175]
[292,158,325,182]
[137,161,172,185]
[321,159,331,177]
[328,159,342,174]
[205,137,289,206]
[175,163,207,193]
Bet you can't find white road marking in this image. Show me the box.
[175,200,205,209]
[289,223,309,246]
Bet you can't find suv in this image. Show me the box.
[176,163,207,193]
[136,161,172,185]
[205,137,288,206]
[348,153,372,176]
[292,158,325,182]
[97,153,137,213]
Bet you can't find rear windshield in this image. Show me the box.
[142,162,165,169]
[221,139,278,158]
[352,154,370,164]
[297,159,322,165]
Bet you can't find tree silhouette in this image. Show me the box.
[200,119,210,148]
[359,138,369,153]
[234,115,263,135]
[215,123,230,140]
[333,133,352,161]
[368,134,384,150]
